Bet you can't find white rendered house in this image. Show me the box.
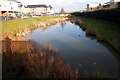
[0,0,23,17]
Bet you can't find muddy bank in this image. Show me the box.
[69,17,120,53]
[2,18,68,40]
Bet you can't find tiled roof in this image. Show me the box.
[27,5,48,8]
[7,0,21,3]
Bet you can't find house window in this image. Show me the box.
[11,7,13,10]
[0,5,1,7]
[9,14,11,16]
[10,2,12,5]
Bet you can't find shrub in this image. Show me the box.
[71,8,120,24]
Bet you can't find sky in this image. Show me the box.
[18,0,110,13]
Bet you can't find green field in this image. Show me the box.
[71,16,120,52]
[2,16,64,32]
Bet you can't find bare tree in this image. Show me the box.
[60,8,65,14]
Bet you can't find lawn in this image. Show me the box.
[71,16,120,52]
[2,16,64,33]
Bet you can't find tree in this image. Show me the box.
[60,8,65,14]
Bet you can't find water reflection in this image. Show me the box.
[60,22,66,29]
[26,21,120,78]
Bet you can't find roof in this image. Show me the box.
[27,5,48,8]
[110,0,120,2]
[7,0,21,3]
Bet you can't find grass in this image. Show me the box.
[2,16,65,33]
[71,16,120,52]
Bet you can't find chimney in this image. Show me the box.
[87,4,89,11]
[99,4,102,9]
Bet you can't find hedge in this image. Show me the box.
[71,8,120,24]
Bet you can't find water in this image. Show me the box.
[26,21,120,77]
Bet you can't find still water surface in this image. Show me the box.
[26,21,120,77]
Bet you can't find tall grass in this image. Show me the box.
[2,38,77,79]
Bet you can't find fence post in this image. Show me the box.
[5,36,12,53]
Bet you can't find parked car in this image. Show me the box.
[21,15,27,19]
[41,14,48,16]
[8,16,14,20]
[26,15,32,18]
[0,16,4,21]
[1,16,8,21]
[32,14,37,17]
[15,16,21,19]
[36,14,41,16]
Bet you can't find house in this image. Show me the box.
[86,0,120,11]
[26,4,53,14]
[86,4,98,11]
[0,0,23,17]
[109,0,120,8]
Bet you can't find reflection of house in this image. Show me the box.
[0,0,23,17]
[86,0,120,11]
[26,5,53,14]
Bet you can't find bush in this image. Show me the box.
[71,8,120,24]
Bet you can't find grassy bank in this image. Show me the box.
[2,16,64,33]
[70,16,120,52]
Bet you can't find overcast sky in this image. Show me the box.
[18,0,110,12]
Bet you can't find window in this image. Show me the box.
[0,5,1,7]
[9,14,11,16]
[10,2,12,5]
[11,7,13,10]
